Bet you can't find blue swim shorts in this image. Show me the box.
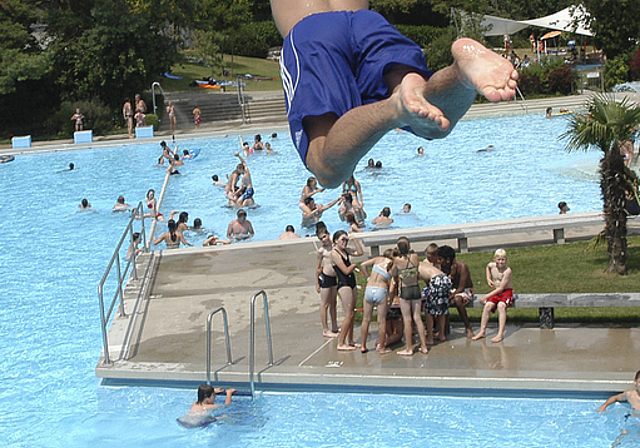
[365,286,388,304]
[241,187,254,201]
[279,9,432,165]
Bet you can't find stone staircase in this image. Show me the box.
[158,90,287,133]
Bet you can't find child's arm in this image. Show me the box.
[223,388,237,405]
[481,267,512,302]
[486,263,495,288]
[597,392,626,412]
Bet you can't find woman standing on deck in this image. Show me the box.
[359,249,394,353]
[391,237,428,356]
[331,230,364,351]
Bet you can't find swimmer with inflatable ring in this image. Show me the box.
[0,155,16,164]
[177,385,237,428]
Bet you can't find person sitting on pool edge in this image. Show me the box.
[271,0,518,188]
[597,370,640,412]
[472,248,514,343]
[177,384,237,428]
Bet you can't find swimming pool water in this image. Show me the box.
[0,114,618,447]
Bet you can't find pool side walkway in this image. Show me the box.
[3,92,639,155]
[96,221,640,396]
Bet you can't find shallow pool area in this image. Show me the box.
[1,113,626,447]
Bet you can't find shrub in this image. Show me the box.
[44,99,114,138]
[517,72,543,96]
[145,114,159,131]
[423,27,456,72]
[548,65,574,95]
[628,47,640,81]
[604,55,629,90]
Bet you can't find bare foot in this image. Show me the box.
[331,327,340,334]
[419,347,429,354]
[377,346,392,354]
[323,330,339,338]
[393,73,450,133]
[472,331,486,341]
[491,334,504,343]
[349,342,362,348]
[435,333,447,343]
[361,346,369,353]
[452,38,519,103]
[425,337,435,345]
[466,327,475,339]
[397,349,414,356]
[337,343,357,351]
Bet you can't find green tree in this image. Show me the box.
[47,0,184,108]
[193,30,225,78]
[561,95,640,274]
[0,0,51,95]
[580,0,640,59]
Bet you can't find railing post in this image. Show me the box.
[249,290,274,399]
[206,307,233,385]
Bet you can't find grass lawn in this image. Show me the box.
[161,54,282,93]
[354,236,640,325]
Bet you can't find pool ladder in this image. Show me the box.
[205,290,274,400]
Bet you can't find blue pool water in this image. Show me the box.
[0,114,620,447]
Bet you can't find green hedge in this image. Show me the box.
[234,21,282,58]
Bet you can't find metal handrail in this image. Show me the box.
[151,81,167,118]
[98,202,147,365]
[206,307,233,385]
[237,75,247,124]
[515,86,528,113]
[249,290,274,399]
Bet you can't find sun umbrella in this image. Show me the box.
[540,30,562,40]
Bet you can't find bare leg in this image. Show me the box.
[452,296,474,338]
[329,286,339,333]
[412,301,429,354]
[491,302,508,343]
[337,286,357,350]
[425,313,435,345]
[361,300,374,353]
[472,302,496,341]
[397,298,414,356]
[320,287,338,338]
[376,300,390,354]
[304,38,518,188]
[435,314,447,342]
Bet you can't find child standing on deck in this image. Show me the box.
[472,248,513,343]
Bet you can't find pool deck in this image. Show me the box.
[96,221,640,396]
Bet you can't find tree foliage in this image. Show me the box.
[0,0,52,95]
[580,0,640,59]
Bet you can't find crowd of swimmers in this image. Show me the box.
[315,232,514,355]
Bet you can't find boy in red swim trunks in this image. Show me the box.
[472,248,513,343]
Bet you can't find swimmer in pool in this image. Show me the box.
[144,189,164,221]
[372,207,394,229]
[597,370,640,412]
[113,195,131,212]
[227,209,255,241]
[178,385,237,428]
[212,174,226,187]
[153,220,191,249]
[278,225,301,240]
[203,234,231,246]
[79,198,91,210]
[401,203,412,214]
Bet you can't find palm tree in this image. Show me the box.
[561,94,640,274]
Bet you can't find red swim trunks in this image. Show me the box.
[487,289,514,311]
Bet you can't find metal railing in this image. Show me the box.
[98,202,147,365]
[206,307,233,385]
[151,81,167,118]
[145,170,172,251]
[249,290,274,399]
